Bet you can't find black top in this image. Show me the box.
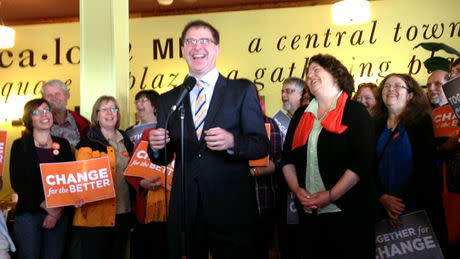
[375,114,448,248]
[10,133,74,215]
[281,99,377,216]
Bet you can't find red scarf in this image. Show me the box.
[291,92,349,150]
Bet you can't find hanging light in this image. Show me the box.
[0,25,15,48]
[0,1,14,48]
[158,0,173,6]
[332,0,371,25]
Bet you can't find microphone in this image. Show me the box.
[170,76,197,112]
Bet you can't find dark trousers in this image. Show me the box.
[69,213,132,259]
[170,196,255,259]
[298,210,375,259]
[278,223,301,259]
[14,212,69,259]
[186,220,255,259]
[253,211,277,259]
[131,221,168,259]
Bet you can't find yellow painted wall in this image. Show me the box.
[0,0,459,199]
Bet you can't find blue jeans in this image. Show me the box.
[14,212,69,259]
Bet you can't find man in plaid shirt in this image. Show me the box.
[251,93,283,259]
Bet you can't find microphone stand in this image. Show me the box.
[179,105,188,258]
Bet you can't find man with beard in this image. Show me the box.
[281,77,305,118]
[427,70,449,108]
[41,79,90,149]
[427,69,460,259]
[278,77,305,259]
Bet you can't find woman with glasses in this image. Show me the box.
[124,90,169,259]
[10,98,74,259]
[374,73,448,252]
[281,54,376,258]
[70,96,134,259]
[353,82,378,117]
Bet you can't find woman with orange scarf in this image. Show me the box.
[281,54,376,259]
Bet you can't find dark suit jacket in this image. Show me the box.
[10,133,74,215]
[149,74,269,233]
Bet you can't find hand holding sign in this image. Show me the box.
[140,176,162,190]
[124,141,174,190]
[442,76,460,121]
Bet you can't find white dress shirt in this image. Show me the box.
[189,67,219,122]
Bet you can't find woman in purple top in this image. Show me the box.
[10,98,74,259]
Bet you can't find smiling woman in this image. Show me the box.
[281,54,376,258]
[10,98,74,259]
[70,95,134,259]
[373,73,448,253]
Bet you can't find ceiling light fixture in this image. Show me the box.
[0,25,14,48]
[158,0,173,6]
[332,0,371,25]
[0,2,14,48]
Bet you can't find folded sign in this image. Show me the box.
[124,140,174,190]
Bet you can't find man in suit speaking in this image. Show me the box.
[148,20,269,259]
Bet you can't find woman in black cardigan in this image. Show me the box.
[10,98,74,259]
[281,54,376,259]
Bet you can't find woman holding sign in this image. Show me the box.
[10,98,74,259]
[374,73,448,252]
[71,96,134,259]
[124,90,169,259]
[281,54,376,258]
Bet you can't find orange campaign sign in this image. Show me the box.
[432,106,460,138]
[124,141,174,190]
[0,130,6,176]
[40,157,115,208]
[249,123,271,167]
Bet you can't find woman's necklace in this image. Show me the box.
[318,110,329,120]
[35,136,51,148]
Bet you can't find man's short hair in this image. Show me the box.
[283,77,306,92]
[181,20,220,46]
[40,79,69,96]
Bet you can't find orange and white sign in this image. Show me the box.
[0,130,6,176]
[40,157,115,208]
[124,141,174,190]
[432,106,460,138]
[249,123,271,167]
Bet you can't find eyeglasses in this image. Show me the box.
[383,84,410,91]
[98,107,119,113]
[183,38,215,46]
[281,88,298,94]
[135,98,150,105]
[32,109,51,116]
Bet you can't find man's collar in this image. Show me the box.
[53,110,72,125]
[191,68,219,87]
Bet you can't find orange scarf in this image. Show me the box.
[291,92,349,150]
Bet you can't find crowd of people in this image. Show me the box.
[3,19,460,259]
